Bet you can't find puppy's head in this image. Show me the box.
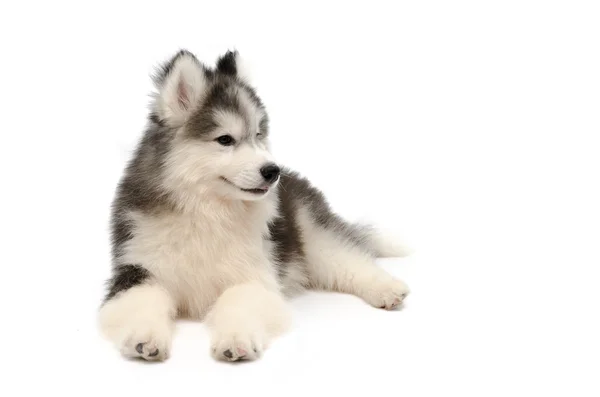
[151,50,278,201]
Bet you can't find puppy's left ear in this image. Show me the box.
[216,50,252,84]
[152,50,208,127]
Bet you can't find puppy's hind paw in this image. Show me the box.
[363,279,410,310]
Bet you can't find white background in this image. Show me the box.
[1,1,599,396]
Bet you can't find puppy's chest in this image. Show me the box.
[122,200,279,317]
[124,209,268,274]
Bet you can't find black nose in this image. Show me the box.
[260,163,280,183]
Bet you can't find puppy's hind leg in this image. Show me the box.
[99,266,176,361]
[299,211,410,310]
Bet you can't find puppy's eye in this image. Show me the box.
[216,135,235,146]
[256,132,264,139]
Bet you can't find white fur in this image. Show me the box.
[206,282,290,361]
[121,195,280,318]
[297,208,410,309]
[98,283,175,361]
[225,143,275,189]
[213,109,246,140]
[98,190,288,360]
[161,126,276,206]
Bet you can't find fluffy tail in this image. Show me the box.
[370,229,413,258]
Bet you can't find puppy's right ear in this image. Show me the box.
[152,50,208,127]
[216,50,253,85]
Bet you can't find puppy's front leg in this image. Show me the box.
[206,282,290,362]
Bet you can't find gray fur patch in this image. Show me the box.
[268,169,375,284]
[186,78,267,141]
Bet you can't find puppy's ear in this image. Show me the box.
[216,50,252,84]
[152,50,207,127]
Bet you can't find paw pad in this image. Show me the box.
[133,342,163,361]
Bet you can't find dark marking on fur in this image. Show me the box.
[104,265,151,301]
[269,174,305,279]
[149,113,165,127]
[186,82,242,139]
[268,169,375,282]
[136,343,144,354]
[280,170,374,251]
[109,122,177,260]
[187,107,219,139]
[216,50,238,76]
[186,77,266,140]
[207,82,242,111]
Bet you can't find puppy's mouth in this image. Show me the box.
[220,177,272,195]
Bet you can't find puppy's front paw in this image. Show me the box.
[363,278,410,310]
[211,326,267,362]
[118,321,172,362]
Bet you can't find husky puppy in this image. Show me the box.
[99,49,410,362]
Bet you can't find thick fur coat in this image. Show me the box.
[99,50,410,362]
